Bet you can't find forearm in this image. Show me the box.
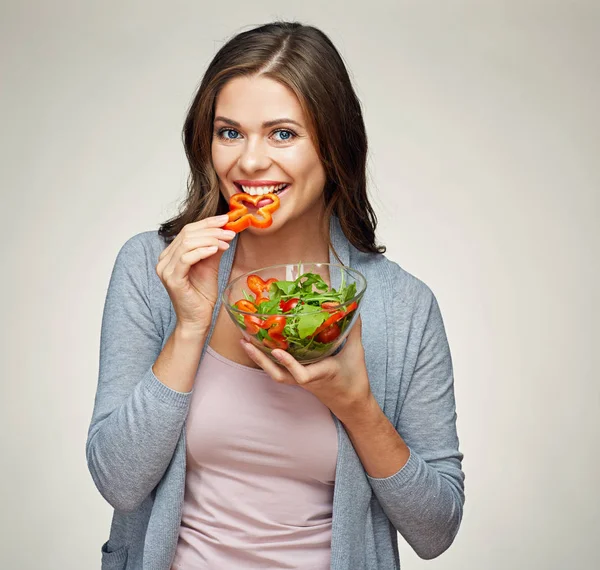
[152,323,207,393]
[342,392,462,559]
[341,393,410,478]
[87,364,192,512]
[88,325,205,511]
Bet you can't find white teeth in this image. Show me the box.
[239,184,288,195]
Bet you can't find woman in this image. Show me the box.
[87,21,465,570]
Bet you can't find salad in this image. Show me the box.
[230,269,359,360]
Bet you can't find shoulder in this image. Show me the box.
[351,250,436,314]
[113,230,167,269]
[107,230,168,297]
[119,230,166,257]
[107,230,172,333]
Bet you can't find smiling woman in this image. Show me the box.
[158,22,383,258]
[87,21,465,570]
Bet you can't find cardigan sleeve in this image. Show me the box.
[86,235,193,513]
[366,286,465,560]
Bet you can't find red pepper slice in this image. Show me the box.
[224,193,281,233]
[263,333,288,350]
[261,315,289,350]
[261,315,286,335]
[279,297,300,312]
[311,301,358,338]
[243,315,264,334]
[234,299,257,313]
[247,275,277,303]
[315,322,341,344]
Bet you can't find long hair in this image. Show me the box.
[159,21,385,255]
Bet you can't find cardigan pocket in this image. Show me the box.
[101,541,128,569]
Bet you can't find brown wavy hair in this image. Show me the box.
[159,21,385,255]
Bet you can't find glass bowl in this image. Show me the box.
[222,262,367,364]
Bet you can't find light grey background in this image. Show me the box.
[1,1,598,568]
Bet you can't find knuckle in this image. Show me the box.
[273,372,286,384]
[296,373,310,385]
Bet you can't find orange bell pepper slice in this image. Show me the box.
[224,193,280,233]
[243,315,264,334]
[247,275,277,303]
[234,299,257,313]
[261,315,288,350]
[263,333,288,350]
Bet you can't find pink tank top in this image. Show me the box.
[171,345,338,570]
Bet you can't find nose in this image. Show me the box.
[237,136,271,174]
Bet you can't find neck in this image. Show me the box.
[232,210,331,274]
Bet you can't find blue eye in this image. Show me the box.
[218,128,241,140]
[273,129,295,142]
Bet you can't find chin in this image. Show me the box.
[248,221,282,235]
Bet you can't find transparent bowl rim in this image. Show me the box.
[222,262,367,318]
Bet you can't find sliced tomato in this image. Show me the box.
[315,322,341,344]
[279,298,300,312]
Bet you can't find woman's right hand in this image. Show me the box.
[156,214,236,335]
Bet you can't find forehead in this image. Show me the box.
[214,75,306,126]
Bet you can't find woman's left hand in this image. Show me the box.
[240,316,372,422]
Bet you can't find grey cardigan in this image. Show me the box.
[86,216,465,569]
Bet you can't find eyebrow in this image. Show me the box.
[214,116,303,129]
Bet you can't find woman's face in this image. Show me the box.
[211,75,327,233]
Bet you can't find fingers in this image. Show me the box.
[241,341,297,385]
[270,349,312,384]
[158,226,234,263]
[158,235,227,283]
[156,216,236,283]
[170,243,219,278]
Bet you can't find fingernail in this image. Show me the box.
[222,230,236,238]
[217,214,230,222]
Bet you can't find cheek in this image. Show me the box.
[301,155,326,191]
[211,143,236,175]
[280,145,325,187]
